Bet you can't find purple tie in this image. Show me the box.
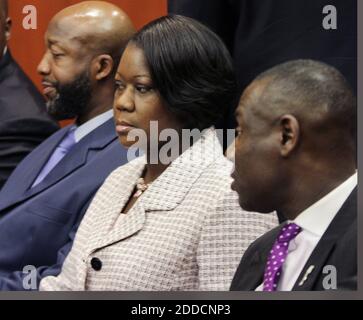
[263,223,302,291]
[32,127,76,188]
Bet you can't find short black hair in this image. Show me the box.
[256,59,357,150]
[129,15,237,130]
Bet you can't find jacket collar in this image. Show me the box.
[0,50,15,82]
[244,188,357,291]
[142,127,223,211]
[0,118,118,210]
[293,188,357,290]
[86,127,225,251]
[26,118,117,195]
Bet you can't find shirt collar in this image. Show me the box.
[293,172,357,237]
[74,109,113,143]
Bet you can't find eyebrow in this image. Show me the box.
[115,72,151,79]
[48,39,66,51]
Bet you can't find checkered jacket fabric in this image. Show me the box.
[40,128,278,291]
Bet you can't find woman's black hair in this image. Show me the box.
[129,15,237,130]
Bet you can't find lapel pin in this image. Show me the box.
[299,265,315,286]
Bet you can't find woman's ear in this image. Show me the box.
[279,114,300,157]
[92,54,114,81]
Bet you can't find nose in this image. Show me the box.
[114,87,135,112]
[37,53,50,76]
[225,139,236,162]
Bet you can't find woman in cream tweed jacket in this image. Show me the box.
[40,16,277,291]
[40,128,277,291]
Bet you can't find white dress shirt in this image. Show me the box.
[256,172,357,291]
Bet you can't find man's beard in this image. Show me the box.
[46,71,92,121]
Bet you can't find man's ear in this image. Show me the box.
[92,54,114,81]
[5,17,11,41]
[279,114,300,157]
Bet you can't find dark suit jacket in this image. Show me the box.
[230,189,357,291]
[0,51,59,189]
[0,118,129,290]
[169,0,357,130]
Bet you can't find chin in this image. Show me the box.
[237,196,258,213]
[120,137,143,151]
[118,136,132,148]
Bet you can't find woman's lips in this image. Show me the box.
[115,123,135,134]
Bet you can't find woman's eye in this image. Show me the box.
[115,81,125,90]
[136,85,151,94]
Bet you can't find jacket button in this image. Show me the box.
[91,258,102,271]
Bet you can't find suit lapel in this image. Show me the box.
[239,249,268,290]
[237,225,285,291]
[22,127,70,192]
[7,119,117,207]
[0,127,69,210]
[293,188,357,290]
[0,51,15,82]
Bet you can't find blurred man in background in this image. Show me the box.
[0,0,59,189]
[169,0,357,131]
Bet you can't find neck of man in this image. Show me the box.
[76,84,114,126]
[278,162,356,221]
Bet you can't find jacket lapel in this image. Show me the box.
[239,250,267,291]
[0,51,14,82]
[0,127,69,211]
[141,128,223,212]
[235,225,284,291]
[87,128,224,251]
[293,188,357,290]
[15,119,117,204]
[86,156,146,251]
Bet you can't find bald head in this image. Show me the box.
[37,1,135,123]
[233,60,356,217]
[49,1,135,66]
[245,60,356,151]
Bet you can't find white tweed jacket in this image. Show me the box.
[40,128,278,291]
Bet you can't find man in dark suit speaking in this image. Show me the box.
[0,0,59,189]
[230,60,357,291]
